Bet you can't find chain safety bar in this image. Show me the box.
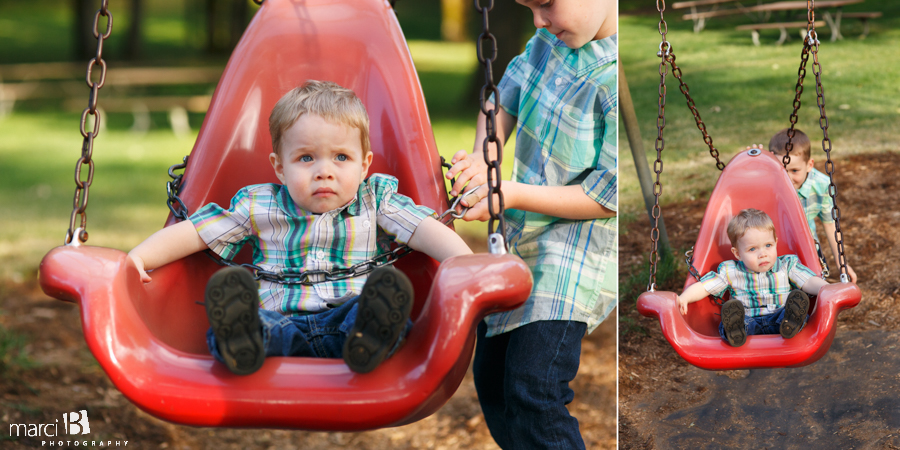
[166,157,474,286]
[65,0,113,245]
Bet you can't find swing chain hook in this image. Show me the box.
[65,0,113,245]
[474,0,508,254]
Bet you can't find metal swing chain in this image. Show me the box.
[474,0,508,254]
[65,0,113,245]
[665,51,725,171]
[647,0,671,292]
[166,157,472,286]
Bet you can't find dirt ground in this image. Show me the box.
[0,235,616,449]
[619,153,900,449]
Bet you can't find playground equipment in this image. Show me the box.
[637,0,860,370]
[39,0,532,429]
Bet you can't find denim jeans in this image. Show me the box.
[717,306,808,340]
[207,296,411,362]
[473,320,587,450]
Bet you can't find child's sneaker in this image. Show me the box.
[205,267,265,375]
[721,299,747,347]
[343,266,414,374]
[780,290,810,339]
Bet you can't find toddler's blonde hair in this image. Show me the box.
[727,208,776,248]
[269,80,370,156]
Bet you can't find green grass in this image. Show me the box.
[619,4,900,217]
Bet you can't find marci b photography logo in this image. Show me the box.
[7,410,129,447]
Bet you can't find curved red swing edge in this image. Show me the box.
[637,150,860,371]
[39,0,533,430]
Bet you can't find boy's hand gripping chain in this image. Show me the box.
[475,0,508,255]
[65,0,113,246]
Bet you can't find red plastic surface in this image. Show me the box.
[39,0,533,430]
[637,150,860,370]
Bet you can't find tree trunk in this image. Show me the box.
[73,0,97,60]
[125,0,143,60]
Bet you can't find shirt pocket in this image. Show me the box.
[541,104,600,173]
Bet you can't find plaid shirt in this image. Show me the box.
[189,174,433,315]
[700,255,817,317]
[483,29,618,337]
[797,167,834,238]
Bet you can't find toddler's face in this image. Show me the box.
[270,113,372,214]
[516,0,616,49]
[731,227,778,273]
[782,155,815,190]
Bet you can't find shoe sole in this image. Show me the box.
[205,267,265,375]
[781,290,810,339]
[721,299,747,347]
[343,267,413,374]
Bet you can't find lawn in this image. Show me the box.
[618,3,900,225]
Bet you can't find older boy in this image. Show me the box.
[445,0,617,447]
[764,128,857,283]
[677,209,830,347]
[128,80,472,375]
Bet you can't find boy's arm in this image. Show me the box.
[799,276,829,296]
[822,222,857,283]
[128,220,208,283]
[406,217,474,262]
[462,182,617,221]
[676,282,713,315]
[445,104,516,197]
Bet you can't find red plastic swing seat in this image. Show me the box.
[637,150,860,371]
[39,0,533,430]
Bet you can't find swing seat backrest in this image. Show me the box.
[39,0,533,429]
[637,150,860,370]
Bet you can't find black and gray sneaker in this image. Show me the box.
[780,290,810,339]
[343,266,414,374]
[205,267,265,375]
[721,299,747,347]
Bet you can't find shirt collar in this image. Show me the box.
[276,183,363,217]
[541,29,617,79]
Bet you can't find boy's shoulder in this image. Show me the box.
[799,168,831,193]
[361,173,400,194]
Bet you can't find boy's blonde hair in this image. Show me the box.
[269,80,371,156]
[768,128,811,162]
[727,208,776,248]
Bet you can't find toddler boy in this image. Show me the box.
[677,209,830,347]
[445,0,618,448]
[128,80,472,375]
[765,128,857,282]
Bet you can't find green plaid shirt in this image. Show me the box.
[700,255,816,317]
[484,29,618,337]
[797,167,834,238]
[189,174,433,316]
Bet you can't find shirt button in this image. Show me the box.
[363,220,371,229]
[316,250,326,260]
[555,77,563,86]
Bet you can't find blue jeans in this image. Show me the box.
[207,296,411,361]
[473,320,587,450]
[717,306,808,340]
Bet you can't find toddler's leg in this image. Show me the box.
[204,267,265,375]
[342,266,414,373]
[780,290,810,339]
[720,299,748,347]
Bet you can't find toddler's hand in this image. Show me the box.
[745,143,765,151]
[129,254,153,283]
[676,295,689,315]
[445,149,488,199]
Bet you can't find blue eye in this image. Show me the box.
[336,154,348,162]
[300,155,313,162]
[749,247,756,252]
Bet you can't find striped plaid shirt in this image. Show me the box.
[483,29,618,337]
[189,174,433,315]
[700,255,816,317]
[797,167,834,238]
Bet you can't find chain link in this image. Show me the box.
[666,51,725,171]
[474,0,507,253]
[648,0,670,291]
[65,0,112,245]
